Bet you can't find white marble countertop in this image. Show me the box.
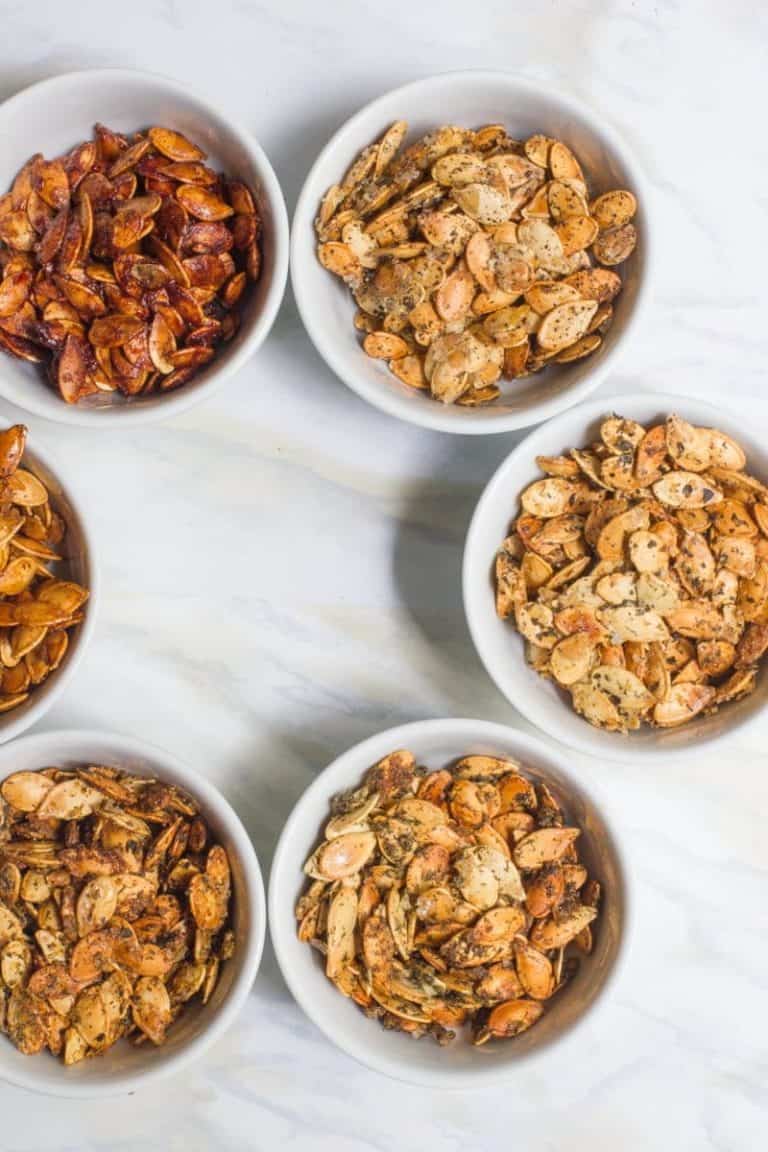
[1,1,767,1148]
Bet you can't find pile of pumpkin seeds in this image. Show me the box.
[297,748,600,1045]
[496,413,767,731]
[315,122,637,406]
[0,422,88,714]
[0,764,234,1063]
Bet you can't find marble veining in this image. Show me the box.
[0,1,766,1148]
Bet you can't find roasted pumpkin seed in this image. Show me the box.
[297,747,601,1047]
[316,122,638,408]
[0,127,261,405]
[0,763,234,1063]
[495,413,762,732]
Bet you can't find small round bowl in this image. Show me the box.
[0,421,97,742]
[291,70,650,435]
[269,718,627,1088]
[0,729,265,1097]
[0,68,289,425]
[464,392,768,762]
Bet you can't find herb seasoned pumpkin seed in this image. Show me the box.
[0,763,234,1063]
[316,121,638,406]
[495,413,765,732]
[296,748,601,1046]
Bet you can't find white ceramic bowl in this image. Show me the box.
[464,392,768,762]
[292,71,650,435]
[0,420,97,742]
[269,718,627,1088]
[0,68,289,425]
[0,729,265,1097]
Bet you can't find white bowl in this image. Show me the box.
[0,729,265,1097]
[0,420,97,742]
[464,392,768,762]
[0,68,289,425]
[269,718,628,1088]
[291,71,650,435]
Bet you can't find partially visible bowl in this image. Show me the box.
[0,68,289,425]
[269,718,628,1088]
[291,70,650,434]
[0,419,97,742]
[0,729,265,1097]
[464,392,768,761]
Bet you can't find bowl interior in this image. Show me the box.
[0,437,94,740]
[465,393,768,759]
[0,69,282,419]
[270,720,625,1087]
[0,731,261,1095]
[293,72,648,431]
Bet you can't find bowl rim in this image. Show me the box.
[463,390,768,761]
[291,68,653,435]
[0,418,99,743]
[268,716,632,1089]
[0,727,266,1098]
[0,66,289,427]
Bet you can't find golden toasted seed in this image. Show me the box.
[571,683,624,731]
[525,282,580,314]
[653,683,716,727]
[479,998,543,1042]
[452,182,511,226]
[390,353,427,389]
[20,870,50,903]
[513,828,580,870]
[76,877,117,937]
[318,241,361,279]
[537,301,598,352]
[1,770,54,811]
[326,886,358,979]
[132,976,172,1045]
[565,267,622,303]
[73,985,109,1050]
[514,938,554,999]
[708,430,746,471]
[550,633,595,685]
[63,1027,88,1065]
[556,214,599,256]
[36,778,103,821]
[590,190,637,230]
[549,141,584,183]
[591,665,655,713]
[666,415,711,471]
[524,135,552,167]
[521,478,582,518]
[593,223,637,266]
[1,939,32,987]
[653,472,723,509]
[629,530,668,573]
[363,332,409,360]
[530,905,597,950]
[305,831,376,881]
